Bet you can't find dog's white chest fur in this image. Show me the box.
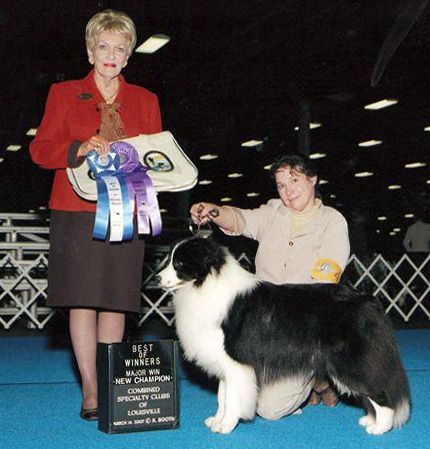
[173,257,257,378]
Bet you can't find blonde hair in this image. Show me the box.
[85,9,136,55]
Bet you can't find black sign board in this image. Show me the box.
[97,340,179,434]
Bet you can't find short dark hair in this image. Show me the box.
[270,153,318,179]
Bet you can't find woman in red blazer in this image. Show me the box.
[30,9,162,421]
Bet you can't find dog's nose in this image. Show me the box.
[154,275,161,285]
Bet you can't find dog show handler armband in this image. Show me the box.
[311,258,342,283]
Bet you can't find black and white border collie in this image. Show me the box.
[158,237,411,435]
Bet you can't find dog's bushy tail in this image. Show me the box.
[390,353,411,428]
[384,319,411,428]
[393,396,411,428]
[376,328,411,428]
[334,299,412,428]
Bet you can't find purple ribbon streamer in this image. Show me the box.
[130,166,162,236]
[111,141,162,236]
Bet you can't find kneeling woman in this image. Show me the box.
[190,153,350,417]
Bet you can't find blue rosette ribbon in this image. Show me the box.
[87,141,162,242]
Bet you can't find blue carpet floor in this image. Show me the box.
[0,330,429,449]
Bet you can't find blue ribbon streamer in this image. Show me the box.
[87,149,134,241]
[92,177,110,240]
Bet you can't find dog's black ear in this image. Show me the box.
[175,237,227,286]
[199,237,226,267]
[194,238,226,286]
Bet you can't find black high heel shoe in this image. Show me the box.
[80,406,98,421]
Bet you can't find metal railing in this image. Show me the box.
[1,213,429,330]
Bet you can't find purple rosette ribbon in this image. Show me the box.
[112,141,140,173]
[111,141,162,237]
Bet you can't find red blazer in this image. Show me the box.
[30,70,162,211]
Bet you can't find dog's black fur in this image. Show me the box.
[223,281,406,404]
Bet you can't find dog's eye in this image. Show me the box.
[173,260,184,269]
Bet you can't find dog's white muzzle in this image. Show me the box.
[158,264,189,291]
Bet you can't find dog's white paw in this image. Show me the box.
[365,421,392,435]
[359,415,374,427]
[204,416,219,428]
[360,413,391,434]
[209,417,238,434]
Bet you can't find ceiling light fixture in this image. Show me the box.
[377,216,387,221]
[424,126,430,132]
[318,179,329,185]
[241,140,263,147]
[135,34,170,54]
[198,180,213,185]
[404,214,414,218]
[228,173,243,178]
[199,154,218,161]
[26,128,37,136]
[263,164,272,170]
[294,122,321,131]
[309,152,326,159]
[220,197,232,202]
[388,184,402,190]
[358,140,382,147]
[246,192,260,197]
[393,228,401,232]
[6,145,22,151]
[354,171,374,177]
[364,99,398,110]
[404,162,426,168]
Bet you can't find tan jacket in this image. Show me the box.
[223,199,350,284]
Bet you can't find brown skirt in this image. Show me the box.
[47,211,145,313]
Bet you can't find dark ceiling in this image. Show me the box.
[0,0,429,250]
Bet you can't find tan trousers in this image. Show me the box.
[257,373,315,420]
